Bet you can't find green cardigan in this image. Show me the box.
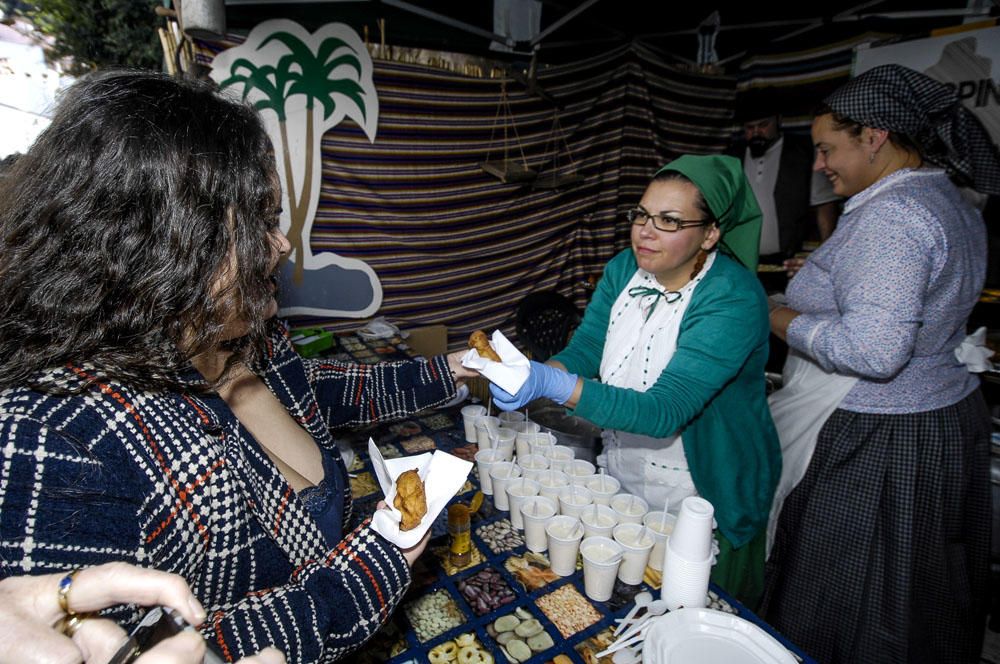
[551,250,780,547]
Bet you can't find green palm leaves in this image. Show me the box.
[214,23,379,285]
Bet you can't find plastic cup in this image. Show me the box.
[521,496,558,553]
[494,428,516,461]
[516,453,550,481]
[580,536,624,602]
[498,411,527,425]
[514,421,542,459]
[610,493,649,525]
[529,431,557,457]
[489,461,521,511]
[568,459,596,486]
[544,445,575,473]
[475,416,501,448]
[586,474,621,505]
[558,485,594,519]
[670,496,715,561]
[474,448,504,495]
[613,523,655,584]
[461,404,487,443]
[537,469,571,503]
[661,538,711,610]
[581,504,618,540]
[506,477,540,530]
[643,511,676,572]
[546,515,584,576]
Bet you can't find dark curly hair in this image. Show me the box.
[0,69,281,392]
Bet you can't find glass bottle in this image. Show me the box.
[448,503,471,568]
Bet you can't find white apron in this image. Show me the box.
[596,253,715,515]
[765,349,857,556]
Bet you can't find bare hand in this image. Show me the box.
[401,528,432,567]
[0,562,286,664]
[0,562,205,664]
[783,257,807,278]
[376,500,431,567]
[447,351,478,382]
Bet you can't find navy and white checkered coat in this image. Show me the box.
[0,326,457,662]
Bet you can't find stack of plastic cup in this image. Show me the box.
[513,421,541,459]
[516,453,549,481]
[581,504,618,539]
[461,404,487,443]
[489,462,521,511]
[505,477,540,530]
[643,511,676,572]
[494,428,516,461]
[520,496,557,552]
[474,448,504,495]
[475,416,501,449]
[545,515,584,576]
[558,485,594,519]
[580,536,624,602]
[612,523,655,585]
[537,469,570,503]
[586,474,621,506]
[661,496,716,610]
[568,459,596,486]
[610,493,649,525]
[544,445,575,473]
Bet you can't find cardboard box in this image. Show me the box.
[404,324,448,358]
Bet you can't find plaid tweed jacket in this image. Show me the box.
[0,325,457,662]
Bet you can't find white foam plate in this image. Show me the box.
[642,608,797,664]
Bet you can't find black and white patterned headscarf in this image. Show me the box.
[826,64,1000,195]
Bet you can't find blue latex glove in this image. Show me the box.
[490,360,578,411]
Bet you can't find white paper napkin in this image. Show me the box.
[368,439,473,548]
[460,329,531,395]
[955,326,994,373]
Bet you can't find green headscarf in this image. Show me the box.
[655,154,762,273]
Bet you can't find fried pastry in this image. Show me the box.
[394,468,427,531]
[468,330,501,362]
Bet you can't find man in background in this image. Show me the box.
[728,88,840,267]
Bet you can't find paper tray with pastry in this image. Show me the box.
[368,439,474,549]
[460,329,530,396]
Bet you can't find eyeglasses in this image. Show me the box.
[626,207,710,232]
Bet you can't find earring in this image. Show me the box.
[690,249,708,280]
[868,151,877,164]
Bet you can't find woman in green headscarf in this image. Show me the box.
[490,155,780,605]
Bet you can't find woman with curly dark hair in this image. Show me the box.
[0,70,476,663]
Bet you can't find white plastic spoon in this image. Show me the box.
[615,599,669,642]
[612,591,652,637]
[594,626,650,659]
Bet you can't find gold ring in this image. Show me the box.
[57,569,81,615]
[57,611,95,637]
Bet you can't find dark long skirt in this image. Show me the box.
[759,390,991,664]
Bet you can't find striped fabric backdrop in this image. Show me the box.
[735,32,893,134]
[199,37,736,351]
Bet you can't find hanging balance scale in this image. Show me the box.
[532,108,583,190]
[480,78,537,183]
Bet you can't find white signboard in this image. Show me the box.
[854,25,1000,146]
[211,20,383,318]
